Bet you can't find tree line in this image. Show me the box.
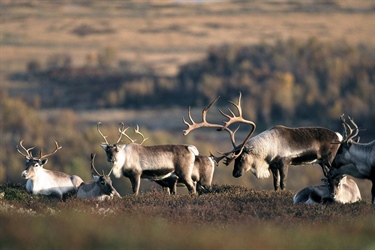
[17,37,374,127]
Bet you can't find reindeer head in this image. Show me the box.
[17,140,62,179]
[90,153,117,196]
[183,93,256,178]
[97,122,148,177]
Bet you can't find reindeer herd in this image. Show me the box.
[16,93,375,204]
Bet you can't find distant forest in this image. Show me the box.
[2,37,375,189]
[13,37,374,126]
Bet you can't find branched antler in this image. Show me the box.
[97,122,109,145]
[183,92,256,166]
[39,141,62,159]
[17,140,36,159]
[134,125,148,145]
[118,122,137,143]
[340,114,360,143]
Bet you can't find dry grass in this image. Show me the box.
[1,0,374,79]
[0,183,374,249]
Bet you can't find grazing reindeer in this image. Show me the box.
[155,154,217,195]
[328,115,375,204]
[293,175,361,204]
[183,93,342,190]
[17,140,83,199]
[97,123,199,195]
[77,153,121,201]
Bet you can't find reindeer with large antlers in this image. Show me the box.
[17,140,83,199]
[328,115,375,204]
[98,122,199,195]
[183,93,342,191]
[77,153,121,201]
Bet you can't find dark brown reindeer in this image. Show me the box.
[328,115,375,204]
[17,140,83,199]
[98,122,199,195]
[183,93,342,191]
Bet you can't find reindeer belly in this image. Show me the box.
[290,150,319,165]
[141,169,174,181]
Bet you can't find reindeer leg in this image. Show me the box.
[279,164,289,190]
[270,167,280,191]
[130,175,141,195]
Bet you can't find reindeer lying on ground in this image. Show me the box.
[155,154,217,195]
[293,175,361,204]
[98,123,199,195]
[183,93,342,190]
[17,140,83,200]
[77,153,121,201]
[328,115,375,204]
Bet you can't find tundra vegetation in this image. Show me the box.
[0,183,374,249]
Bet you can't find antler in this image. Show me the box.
[340,114,359,143]
[183,96,224,135]
[17,140,35,159]
[97,122,109,145]
[134,125,148,145]
[118,122,137,143]
[90,153,101,176]
[217,93,256,165]
[183,93,256,166]
[39,141,62,159]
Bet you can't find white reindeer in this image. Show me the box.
[77,153,121,201]
[293,175,361,204]
[97,123,198,195]
[17,140,83,200]
[328,115,375,204]
[183,93,342,191]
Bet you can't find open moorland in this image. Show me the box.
[1,1,375,249]
[0,183,374,249]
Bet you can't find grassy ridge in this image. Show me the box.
[1,184,374,249]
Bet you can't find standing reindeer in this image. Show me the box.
[155,154,217,195]
[77,153,121,201]
[183,93,342,190]
[97,123,199,195]
[17,140,83,199]
[328,115,375,204]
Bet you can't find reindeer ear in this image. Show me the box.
[40,158,48,166]
[93,175,100,181]
[244,145,253,153]
[100,144,108,150]
[117,144,126,151]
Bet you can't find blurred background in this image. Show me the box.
[1,0,374,199]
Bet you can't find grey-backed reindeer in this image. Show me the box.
[155,154,217,195]
[293,175,361,204]
[328,115,375,204]
[77,153,121,201]
[183,93,342,191]
[17,140,83,199]
[97,123,199,195]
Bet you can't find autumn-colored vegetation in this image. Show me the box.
[1,183,374,249]
[13,38,375,127]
